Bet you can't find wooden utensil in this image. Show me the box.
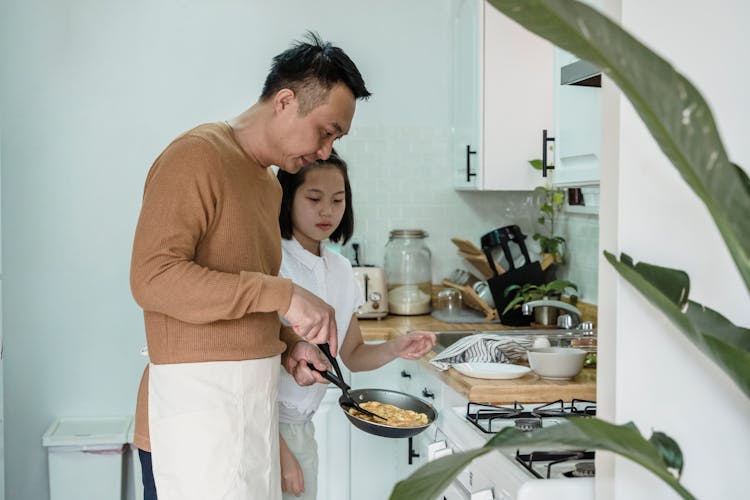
[458,251,505,278]
[442,279,499,321]
[450,237,484,256]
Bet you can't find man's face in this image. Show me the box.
[274,82,356,173]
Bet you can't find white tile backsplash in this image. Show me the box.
[336,125,599,304]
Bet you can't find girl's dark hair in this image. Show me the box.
[277,150,354,244]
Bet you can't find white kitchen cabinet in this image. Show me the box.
[311,387,351,500]
[349,357,417,500]
[552,47,602,188]
[551,0,602,188]
[452,0,554,191]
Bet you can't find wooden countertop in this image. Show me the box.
[359,314,596,404]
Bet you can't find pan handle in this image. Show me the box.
[306,362,351,391]
[318,343,346,383]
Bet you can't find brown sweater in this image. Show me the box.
[130,122,299,451]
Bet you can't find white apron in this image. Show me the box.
[149,356,281,500]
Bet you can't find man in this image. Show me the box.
[130,32,371,500]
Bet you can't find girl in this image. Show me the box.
[276,151,436,499]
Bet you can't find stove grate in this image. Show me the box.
[465,399,597,433]
[516,450,596,479]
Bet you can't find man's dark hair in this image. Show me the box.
[278,149,354,245]
[261,31,371,114]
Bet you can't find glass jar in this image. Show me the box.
[383,229,432,315]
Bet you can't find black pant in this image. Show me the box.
[138,449,158,500]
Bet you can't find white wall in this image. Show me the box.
[599,0,750,498]
[0,1,600,499]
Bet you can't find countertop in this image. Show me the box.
[358,313,596,404]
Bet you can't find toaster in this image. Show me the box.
[352,266,389,319]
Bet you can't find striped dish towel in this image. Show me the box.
[430,333,534,371]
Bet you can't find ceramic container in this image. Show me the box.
[527,347,586,380]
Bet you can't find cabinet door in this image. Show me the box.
[349,360,403,500]
[552,0,602,188]
[452,0,553,191]
[552,47,601,187]
[452,0,482,189]
[482,1,553,191]
[311,388,350,500]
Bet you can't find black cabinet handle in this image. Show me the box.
[422,388,435,399]
[400,370,412,379]
[542,129,555,177]
[465,145,477,182]
[408,437,420,465]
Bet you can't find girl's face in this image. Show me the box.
[291,165,346,255]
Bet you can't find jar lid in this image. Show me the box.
[389,229,428,238]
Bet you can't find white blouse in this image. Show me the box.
[277,237,364,423]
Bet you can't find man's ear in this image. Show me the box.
[274,88,296,113]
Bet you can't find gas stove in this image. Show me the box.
[435,400,596,499]
[465,400,597,481]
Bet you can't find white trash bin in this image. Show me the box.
[43,416,133,500]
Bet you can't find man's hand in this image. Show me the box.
[390,330,437,360]
[284,284,339,356]
[283,341,331,386]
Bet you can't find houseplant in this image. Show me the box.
[529,159,567,264]
[390,1,749,499]
[501,279,579,324]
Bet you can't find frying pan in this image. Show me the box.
[311,343,438,438]
[340,388,437,439]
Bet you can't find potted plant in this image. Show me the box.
[502,279,579,325]
[529,159,567,267]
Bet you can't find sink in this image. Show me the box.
[433,331,477,353]
[432,328,595,354]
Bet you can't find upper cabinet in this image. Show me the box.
[552,48,602,187]
[451,0,553,191]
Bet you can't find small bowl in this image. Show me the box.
[527,347,586,380]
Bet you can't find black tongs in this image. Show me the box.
[309,343,387,422]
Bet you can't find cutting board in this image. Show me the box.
[424,351,597,403]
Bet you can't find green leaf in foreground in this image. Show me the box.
[389,448,493,500]
[605,251,750,398]
[390,418,696,500]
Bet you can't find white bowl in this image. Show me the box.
[527,347,586,380]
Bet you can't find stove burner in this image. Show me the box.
[572,461,596,477]
[516,450,596,479]
[515,418,542,432]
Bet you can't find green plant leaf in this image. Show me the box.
[650,431,684,479]
[390,419,696,500]
[389,448,493,500]
[551,190,565,206]
[488,0,750,294]
[529,158,543,170]
[605,251,750,398]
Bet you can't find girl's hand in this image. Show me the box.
[390,330,437,360]
[280,436,305,496]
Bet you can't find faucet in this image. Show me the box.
[521,299,582,326]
